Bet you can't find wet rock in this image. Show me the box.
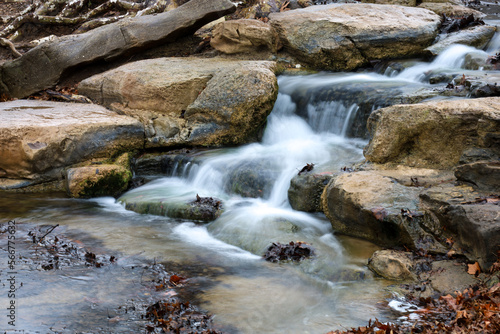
[288,172,332,212]
[459,147,500,164]
[79,58,278,148]
[120,193,223,222]
[420,183,500,269]
[455,161,500,192]
[0,0,236,99]
[224,160,279,198]
[361,0,418,6]
[0,100,144,184]
[263,241,315,262]
[269,4,440,71]
[368,250,416,281]
[425,25,495,56]
[329,267,374,282]
[453,72,500,97]
[233,0,288,20]
[321,170,447,251]
[133,150,205,176]
[364,97,500,169]
[210,19,277,54]
[66,164,132,198]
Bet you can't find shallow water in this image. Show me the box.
[1,42,498,333]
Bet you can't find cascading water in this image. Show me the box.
[2,43,497,333]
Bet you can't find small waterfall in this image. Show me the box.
[487,31,500,54]
[307,100,360,136]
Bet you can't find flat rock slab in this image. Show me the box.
[0,0,236,98]
[364,97,500,169]
[270,3,440,71]
[0,100,144,182]
[79,58,278,148]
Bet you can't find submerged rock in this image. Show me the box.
[364,97,500,169]
[269,3,440,71]
[263,241,315,262]
[79,58,278,148]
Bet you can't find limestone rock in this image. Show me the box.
[425,25,496,56]
[66,164,132,198]
[211,19,277,54]
[364,97,500,169]
[420,183,500,269]
[288,173,332,212]
[455,161,500,192]
[79,58,278,148]
[0,100,144,182]
[269,4,440,71]
[321,170,446,250]
[0,0,236,98]
[368,250,416,281]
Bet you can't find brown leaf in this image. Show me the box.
[371,207,387,221]
[467,262,481,276]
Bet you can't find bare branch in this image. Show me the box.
[0,37,22,58]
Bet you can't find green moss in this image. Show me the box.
[79,169,132,198]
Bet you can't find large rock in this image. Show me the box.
[418,3,485,18]
[0,0,236,98]
[321,169,448,251]
[269,4,441,71]
[0,100,144,183]
[288,172,332,212]
[79,58,278,148]
[210,19,277,54]
[364,97,500,169]
[425,25,496,56]
[420,183,500,269]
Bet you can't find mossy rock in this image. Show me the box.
[66,165,132,198]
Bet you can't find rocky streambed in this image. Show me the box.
[1,0,500,333]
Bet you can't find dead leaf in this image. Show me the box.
[467,262,481,276]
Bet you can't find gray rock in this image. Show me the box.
[288,173,332,212]
[269,3,440,71]
[79,58,278,148]
[66,164,132,198]
[420,183,500,269]
[455,161,500,192]
[425,25,496,56]
[0,0,236,98]
[0,100,143,183]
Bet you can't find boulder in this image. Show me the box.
[0,0,236,98]
[0,100,144,184]
[210,19,277,54]
[368,250,416,281]
[269,4,441,71]
[66,164,132,198]
[455,161,500,192]
[224,160,279,198]
[364,97,500,169]
[321,170,447,251]
[79,58,278,148]
[418,3,485,18]
[288,172,332,212]
[420,183,500,269]
[425,25,496,56]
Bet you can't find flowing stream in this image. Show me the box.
[1,42,497,333]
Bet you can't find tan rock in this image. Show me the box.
[210,19,277,54]
[368,250,416,280]
[419,2,485,18]
[79,58,279,148]
[66,164,132,198]
[270,3,440,71]
[0,100,144,181]
[362,0,417,6]
[364,97,500,169]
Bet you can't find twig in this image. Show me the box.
[0,37,22,57]
[37,224,59,243]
